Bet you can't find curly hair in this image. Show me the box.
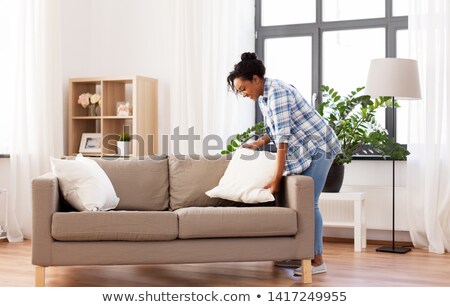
[227,52,266,93]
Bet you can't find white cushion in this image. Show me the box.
[50,154,120,211]
[205,148,277,203]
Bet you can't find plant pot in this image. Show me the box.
[117,141,130,156]
[322,163,345,193]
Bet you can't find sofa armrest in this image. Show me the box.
[278,175,315,243]
[32,172,60,266]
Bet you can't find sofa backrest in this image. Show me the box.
[94,156,169,211]
[168,154,241,210]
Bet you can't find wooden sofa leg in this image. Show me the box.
[301,260,312,284]
[35,266,45,287]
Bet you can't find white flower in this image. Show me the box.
[90,93,101,104]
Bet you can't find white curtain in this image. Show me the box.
[169,0,255,155]
[5,0,63,241]
[407,0,450,253]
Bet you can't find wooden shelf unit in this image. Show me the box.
[68,76,158,157]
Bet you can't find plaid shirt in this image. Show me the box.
[258,78,341,175]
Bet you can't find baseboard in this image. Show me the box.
[323,236,413,247]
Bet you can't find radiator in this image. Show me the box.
[0,189,7,239]
[319,186,409,231]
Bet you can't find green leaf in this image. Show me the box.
[315,84,410,164]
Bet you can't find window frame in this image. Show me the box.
[255,0,408,157]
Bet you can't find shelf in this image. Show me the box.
[69,153,102,157]
[68,76,158,156]
[323,221,354,228]
[103,116,133,119]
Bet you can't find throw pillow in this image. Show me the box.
[50,154,120,211]
[205,148,277,203]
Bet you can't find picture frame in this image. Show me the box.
[116,101,132,116]
[79,133,102,154]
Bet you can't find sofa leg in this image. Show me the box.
[35,266,45,287]
[300,259,312,284]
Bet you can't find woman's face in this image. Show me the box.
[233,76,264,101]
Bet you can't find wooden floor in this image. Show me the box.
[1,240,449,287]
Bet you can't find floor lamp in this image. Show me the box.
[365,58,421,254]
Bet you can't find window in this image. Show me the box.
[322,0,385,21]
[261,0,315,26]
[264,36,312,102]
[255,0,409,148]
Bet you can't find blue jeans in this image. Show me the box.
[300,149,334,255]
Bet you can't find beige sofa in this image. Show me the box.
[32,155,315,286]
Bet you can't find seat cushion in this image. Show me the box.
[176,207,297,239]
[94,156,169,211]
[52,211,178,241]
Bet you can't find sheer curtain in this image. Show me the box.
[169,0,255,155]
[5,0,63,241]
[407,0,450,253]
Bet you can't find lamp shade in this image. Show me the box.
[365,58,421,99]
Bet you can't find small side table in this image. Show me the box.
[319,192,366,252]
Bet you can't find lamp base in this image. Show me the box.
[376,246,411,254]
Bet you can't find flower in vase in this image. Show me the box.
[90,93,101,104]
[78,93,91,108]
[78,93,102,108]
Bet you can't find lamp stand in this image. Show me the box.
[376,96,411,254]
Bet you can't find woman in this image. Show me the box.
[227,52,341,276]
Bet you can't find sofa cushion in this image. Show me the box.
[176,207,297,239]
[168,154,245,210]
[94,157,169,211]
[50,155,120,211]
[52,211,178,241]
[205,148,277,203]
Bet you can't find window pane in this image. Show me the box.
[396,29,409,144]
[322,28,385,126]
[393,0,409,17]
[323,0,385,22]
[264,36,312,104]
[261,0,315,26]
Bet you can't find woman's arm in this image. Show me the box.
[242,134,271,150]
[264,142,287,194]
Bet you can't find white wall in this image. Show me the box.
[61,0,174,154]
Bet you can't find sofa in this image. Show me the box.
[31,154,315,286]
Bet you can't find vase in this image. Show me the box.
[322,163,345,192]
[88,104,97,116]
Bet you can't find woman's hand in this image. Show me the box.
[264,176,282,194]
[241,134,270,151]
[241,142,260,150]
[264,142,287,194]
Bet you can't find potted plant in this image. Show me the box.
[318,85,410,192]
[117,133,131,156]
[222,85,410,192]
